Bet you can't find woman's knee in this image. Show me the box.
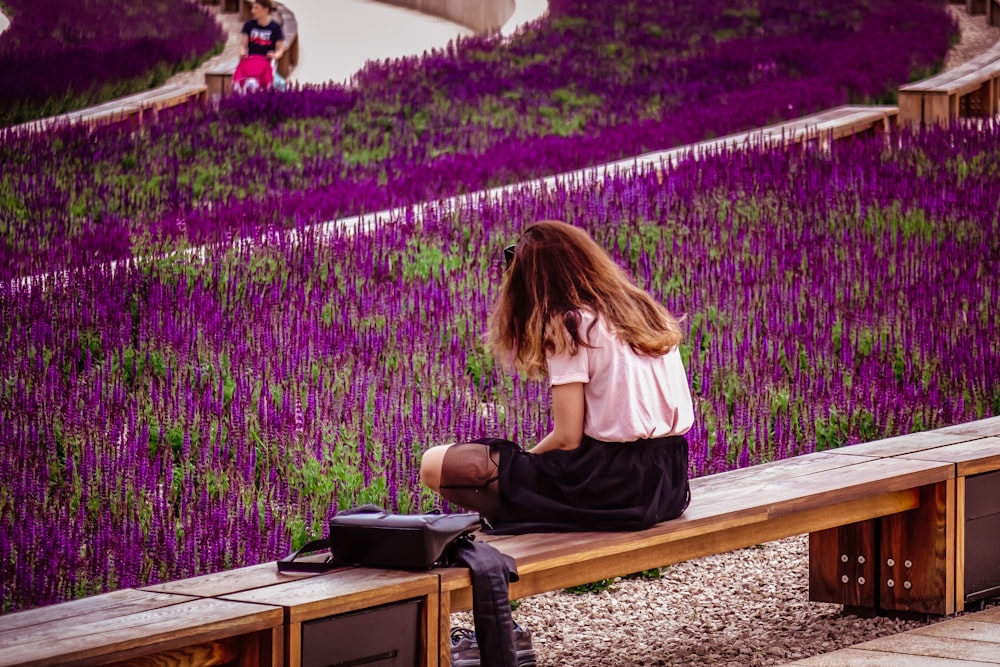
[419,444,452,491]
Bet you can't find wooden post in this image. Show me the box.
[879,480,956,616]
[809,520,878,609]
[897,92,923,127]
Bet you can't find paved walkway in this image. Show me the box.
[784,606,1000,666]
[166,0,548,89]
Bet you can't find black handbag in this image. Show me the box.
[277,505,482,573]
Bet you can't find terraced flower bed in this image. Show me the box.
[0,0,957,280]
[3,121,998,613]
[0,0,225,126]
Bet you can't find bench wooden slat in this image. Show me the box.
[142,558,329,598]
[937,415,1000,437]
[0,590,193,636]
[0,598,282,667]
[690,451,877,491]
[900,46,1000,92]
[829,429,983,458]
[898,436,1000,476]
[221,568,439,624]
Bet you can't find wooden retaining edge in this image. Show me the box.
[5,103,899,292]
[372,0,516,34]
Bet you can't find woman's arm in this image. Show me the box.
[531,382,585,453]
[239,33,249,58]
[269,39,285,60]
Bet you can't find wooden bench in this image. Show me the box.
[0,588,283,666]
[3,417,997,666]
[624,105,897,173]
[898,43,1000,126]
[7,83,207,135]
[991,0,1000,26]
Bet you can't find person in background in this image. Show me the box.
[240,0,285,63]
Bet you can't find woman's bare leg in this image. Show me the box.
[419,443,454,493]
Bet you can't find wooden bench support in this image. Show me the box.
[898,43,1000,126]
[811,481,957,616]
[967,0,988,15]
[991,0,1000,26]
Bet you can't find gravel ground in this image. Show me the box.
[944,3,1000,69]
[452,536,998,666]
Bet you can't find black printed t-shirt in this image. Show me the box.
[242,19,284,56]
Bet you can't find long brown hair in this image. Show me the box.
[488,220,682,378]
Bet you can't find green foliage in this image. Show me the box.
[565,578,616,594]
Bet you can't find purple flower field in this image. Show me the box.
[0,0,956,280]
[0,0,224,126]
[2,121,998,613]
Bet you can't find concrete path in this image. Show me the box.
[281,0,548,86]
[161,0,548,90]
[287,0,473,86]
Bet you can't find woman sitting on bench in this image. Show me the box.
[421,219,693,533]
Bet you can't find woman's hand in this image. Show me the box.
[531,382,584,454]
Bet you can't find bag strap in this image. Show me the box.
[277,537,338,573]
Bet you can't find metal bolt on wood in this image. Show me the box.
[887,579,895,587]
[887,558,895,567]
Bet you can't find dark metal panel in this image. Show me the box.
[301,599,422,667]
[966,470,1000,520]
[965,513,1000,601]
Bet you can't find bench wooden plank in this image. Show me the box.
[937,416,1000,437]
[898,436,1000,476]
[221,568,438,624]
[900,46,1000,93]
[0,598,282,667]
[828,430,983,458]
[142,559,330,598]
[0,589,193,635]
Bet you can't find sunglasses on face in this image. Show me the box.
[503,244,516,270]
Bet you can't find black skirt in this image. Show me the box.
[483,434,690,534]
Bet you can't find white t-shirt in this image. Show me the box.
[546,310,694,442]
